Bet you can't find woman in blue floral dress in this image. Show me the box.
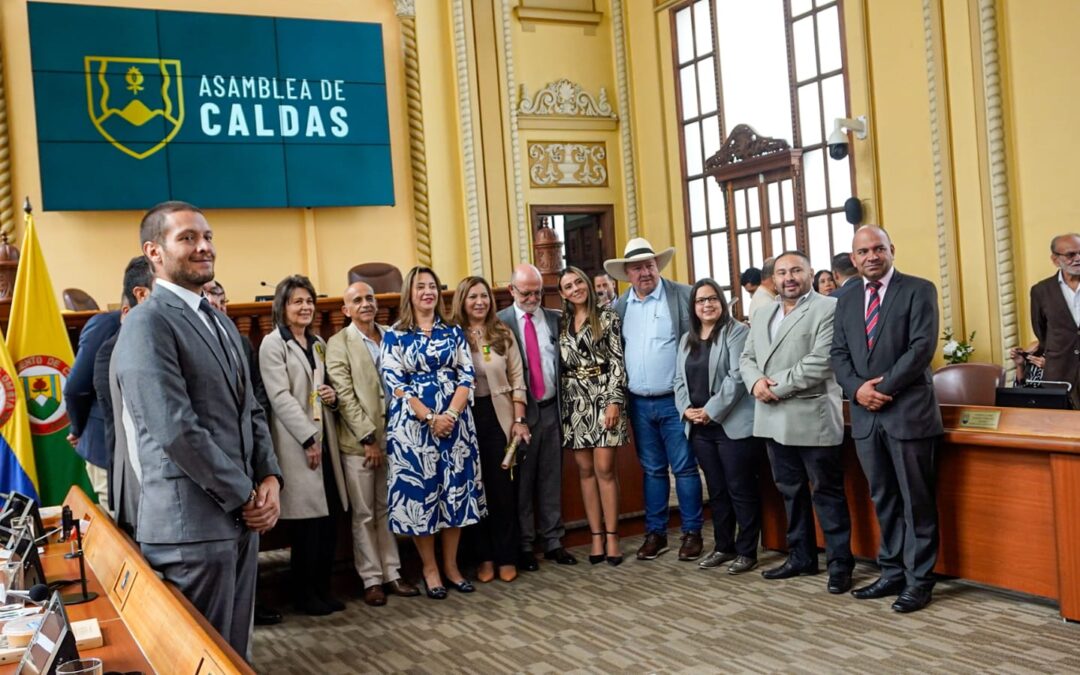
[382,266,485,599]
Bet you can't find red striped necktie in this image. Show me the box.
[865,281,882,349]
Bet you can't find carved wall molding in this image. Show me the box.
[528,142,608,187]
[0,38,14,247]
[518,79,616,119]
[395,2,431,266]
[610,0,639,237]
[451,0,483,275]
[978,0,1018,368]
[500,0,529,264]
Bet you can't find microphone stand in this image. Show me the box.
[61,519,97,606]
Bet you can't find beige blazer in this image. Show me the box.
[260,329,347,519]
[325,324,387,454]
[472,329,527,438]
[739,291,843,447]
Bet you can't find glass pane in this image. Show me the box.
[684,121,703,175]
[737,233,750,282]
[676,8,694,64]
[702,114,722,160]
[791,0,813,15]
[821,75,848,133]
[697,59,718,115]
[771,227,784,256]
[680,66,699,120]
[793,16,817,82]
[716,0,792,142]
[735,189,748,231]
[692,234,711,281]
[818,6,842,73]
[746,186,761,230]
[688,178,707,232]
[832,213,854,256]
[798,83,822,146]
[694,0,713,57]
[803,148,826,212]
[768,182,781,224]
[828,153,852,207]
[781,179,794,218]
[711,232,731,286]
[707,177,726,230]
[751,232,764,266]
[808,215,830,273]
[785,225,796,250]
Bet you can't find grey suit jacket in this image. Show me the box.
[673,321,755,440]
[115,284,281,544]
[830,270,944,440]
[496,305,561,427]
[740,291,844,446]
[106,334,140,533]
[613,277,693,340]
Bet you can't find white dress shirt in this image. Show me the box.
[513,304,557,402]
[156,278,239,364]
[768,291,812,342]
[863,266,896,315]
[1059,271,1080,327]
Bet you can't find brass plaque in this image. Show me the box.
[957,409,1001,430]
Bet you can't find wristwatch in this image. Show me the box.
[423,410,435,424]
[359,433,376,446]
[514,416,527,424]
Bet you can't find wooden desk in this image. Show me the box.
[760,404,1080,620]
[0,488,253,674]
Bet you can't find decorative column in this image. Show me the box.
[499,0,529,263]
[451,0,484,275]
[0,40,19,304]
[610,0,639,238]
[395,0,432,267]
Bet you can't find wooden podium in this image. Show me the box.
[760,403,1080,621]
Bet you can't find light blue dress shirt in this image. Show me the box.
[622,282,678,396]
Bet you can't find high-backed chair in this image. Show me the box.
[62,288,100,311]
[347,262,403,294]
[932,363,1007,406]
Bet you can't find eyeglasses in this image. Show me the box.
[694,296,721,306]
[512,286,542,299]
[1054,249,1080,260]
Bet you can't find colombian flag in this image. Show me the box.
[6,206,93,505]
[0,323,38,501]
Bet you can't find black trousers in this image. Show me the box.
[690,424,761,558]
[854,419,939,590]
[466,396,520,566]
[766,440,854,573]
[288,454,339,600]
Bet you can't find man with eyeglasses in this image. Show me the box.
[498,264,576,569]
[1028,233,1080,408]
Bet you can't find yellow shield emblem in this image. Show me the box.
[85,56,184,160]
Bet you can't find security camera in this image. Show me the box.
[827,116,868,161]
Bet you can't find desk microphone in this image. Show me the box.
[5,583,49,605]
[0,522,63,545]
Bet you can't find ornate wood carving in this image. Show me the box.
[705,124,791,170]
[528,142,608,187]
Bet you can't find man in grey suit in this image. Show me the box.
[608,238,702,561]
[740,251,854,594]
[115,201,283,658]
[497,264,576,569]
[831,225,942,613]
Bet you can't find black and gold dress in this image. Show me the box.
[559,308,629,449]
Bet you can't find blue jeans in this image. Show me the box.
[628,393,703,534]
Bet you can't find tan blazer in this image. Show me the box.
[260,329,347,519]
[471,329,528,438]
[325,324,387,454]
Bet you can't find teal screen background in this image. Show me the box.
[28,2,394,210]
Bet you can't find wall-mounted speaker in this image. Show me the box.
[844,198,863,225]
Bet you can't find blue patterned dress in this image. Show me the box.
[381,319,486,535]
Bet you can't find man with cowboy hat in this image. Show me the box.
[608,238,703,561]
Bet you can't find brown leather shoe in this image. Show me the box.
[363,584,387,606]
[636,533,669,560]
[385,579,420,597]
[678,532,704,561]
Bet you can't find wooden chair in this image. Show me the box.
[63,287,100,311]
[932,363,1007,406]
[347,262,403,294]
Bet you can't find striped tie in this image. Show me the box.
[865,281,882,349]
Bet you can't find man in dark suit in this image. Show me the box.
[1027,233,1080,408]
[829,251,860,299]
[64,307,120,509]
[93,256,154,535]
[497,263,576,569]
[830,226,942,613]
[116,201,282,658]
[608,238,701,561]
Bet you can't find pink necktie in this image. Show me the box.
[524,312,546,400]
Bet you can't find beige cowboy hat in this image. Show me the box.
[603,237,675,281]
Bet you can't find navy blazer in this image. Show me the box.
[830,271,943,440]
[829,276,861,300]
[65,311,121,468]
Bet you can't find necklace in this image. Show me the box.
[468,327,484,336]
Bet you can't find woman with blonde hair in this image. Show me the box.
[382,266,485,599]
[557,266,628,565]
[452,276,529,582]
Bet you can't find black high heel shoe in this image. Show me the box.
[605,531,623,567]
[423,579,447,600]
[589,532,605,565]
[446,578,475,593]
